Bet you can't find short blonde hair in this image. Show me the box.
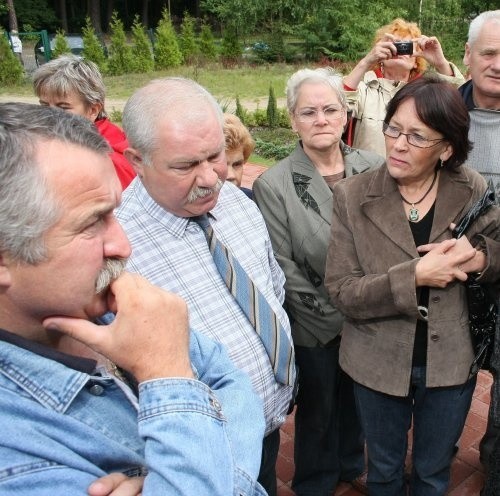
[223,114,255,161]
[371,18,427,78]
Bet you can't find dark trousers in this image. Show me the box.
[292,343,365,496]
[258,428,280,496]
[354,366,476,496]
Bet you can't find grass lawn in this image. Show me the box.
[0,63,299,105]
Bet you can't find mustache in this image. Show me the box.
[95,258,127,294]
[187,179,223,203]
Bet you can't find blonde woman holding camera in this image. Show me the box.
[343,18,464,157]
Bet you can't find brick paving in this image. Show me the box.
[277,372,490,495]
[243,162,491,496]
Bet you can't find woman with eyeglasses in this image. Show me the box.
[253,67,384,495]
[325,75,500,495]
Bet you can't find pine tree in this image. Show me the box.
[107,11,134,76]
[131,15,154,73]
[179,11,198,65]
[219,26,240,68]
[82,17,107,72]
[52,30,71,59]
[235,96,246,125]
[154,8,183,70]
[198,22,217,62]
[266,85,279,128]
[0,29,23,85]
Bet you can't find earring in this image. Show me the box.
[439,159,444,168]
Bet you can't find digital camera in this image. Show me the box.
[394,41,413,55]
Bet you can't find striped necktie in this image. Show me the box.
[194,215,295,386]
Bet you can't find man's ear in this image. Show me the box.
[463,42,470,67]
[0,253,13,289]
[124,148,145,178]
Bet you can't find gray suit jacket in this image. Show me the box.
[254,142,384,347]
[325,164,500,395]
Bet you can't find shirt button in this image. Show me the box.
[430,334,440,342]
[88,383,105,396]
[209,396,222,412]
[431,296,441,303]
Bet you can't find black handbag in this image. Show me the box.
[452,188,498,376]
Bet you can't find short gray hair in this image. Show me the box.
[286,67,346,115]
[33,54,107,118]
[122,77,223,166]
[0,103,110,264]
[468,10,500,46]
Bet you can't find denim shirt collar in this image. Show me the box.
[0,333,96,414]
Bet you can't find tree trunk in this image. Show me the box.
[142,0,149,28]
[88,0,102,33]
[58,0,68,32]
[106,0,115,28]
[6,0,19,31]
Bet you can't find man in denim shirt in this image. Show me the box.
[0,103,266,495]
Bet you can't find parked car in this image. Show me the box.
[34,34,107,66]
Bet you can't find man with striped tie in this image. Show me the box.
[118,77,296,496]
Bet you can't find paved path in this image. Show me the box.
[0,94,286,113]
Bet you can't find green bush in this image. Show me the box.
[266,85,279,128]
[219,26,241,67]
[278,108,291,128]
[235,96,247,124]
[251,126,296,160]
[0,29,23,85]
[154,8,183,70]
[21,24,39,42]
[52,29,71,59]
[180,12,198,65]
[199,22,217,61]
[82,17,107,72]
[108,12,134,76]
[131,15,154,73]
[254,139,295,160]
[109,107,123,124]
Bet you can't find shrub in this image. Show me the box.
[278,108,291,128]
[0,29,23,85]
[235,96,247,125]
[109,107,123,124]
[52,29,71,59]
[254,139,295,161]
[82,17,107,72]
[180,11,198,65]
[219,26,240,67]
[130,15,154,73]
[252,127,296,160]
[108,11,134,76]
[266,85,279,128]
[252,108,268,127]
[199,22,217,61]
[21,24,39,42]
[154,8,183,70]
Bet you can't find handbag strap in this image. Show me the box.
[452,188,496,239]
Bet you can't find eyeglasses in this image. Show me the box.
[296,105,344,123]
[382,122,445,149]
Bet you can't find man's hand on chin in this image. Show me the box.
[43,272,194,382]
